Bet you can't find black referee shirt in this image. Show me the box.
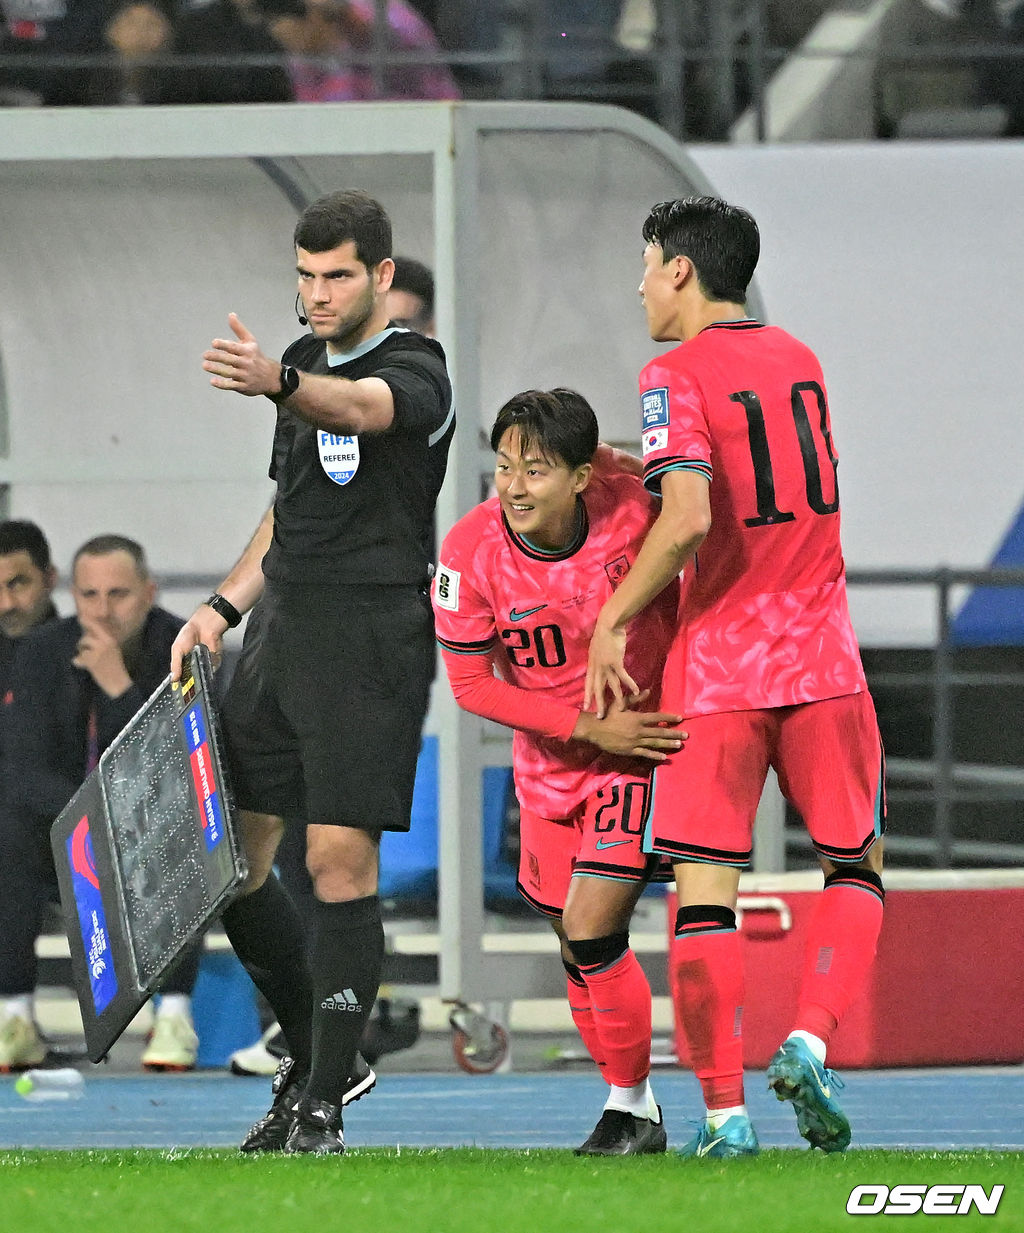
[262,328,454,588]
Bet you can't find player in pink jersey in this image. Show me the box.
[434,388,684,1155]
[586,197,886,1157]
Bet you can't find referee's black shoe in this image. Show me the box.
[239,1056,307,1153]
[284,1096,345,1155]
[343,1051,378,1105]
[574,1107,667,1156]
[239,1053,376,1152]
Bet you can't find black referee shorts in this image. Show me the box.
[220,582,435,831]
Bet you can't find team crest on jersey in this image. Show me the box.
[643,427,668,455]
[604,556,629,589]
[641,387,670,429]
[435,564,461,611]
[318,431,360,485]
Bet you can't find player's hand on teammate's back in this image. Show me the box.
[170,607,227,682]
[203,313,280,398]
[72,620,132,698]
[585,620,638,719]
[573,693,686,762]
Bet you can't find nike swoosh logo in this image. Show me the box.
[811,1069,832,1099]
[509,605,547,621]
[697,1136,726,1157]
[595,838,630,850]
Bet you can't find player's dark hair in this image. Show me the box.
[490,388,599,470]
[294,189,392,269]
[72,534,150,580]
[0,520,52,572]
[390,256,434,328]
[642,195,759,303]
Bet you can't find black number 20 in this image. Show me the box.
[730,381,839,527]
[501,623,567,669]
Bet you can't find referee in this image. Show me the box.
[171,189,454,1155]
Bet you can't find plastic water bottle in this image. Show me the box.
[13,1068,85,1102]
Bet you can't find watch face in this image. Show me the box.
[282,365,299,395]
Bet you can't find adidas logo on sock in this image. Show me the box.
[321,988,362,1012]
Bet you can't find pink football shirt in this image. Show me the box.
[640,319,866,716]
[434,469,678,818]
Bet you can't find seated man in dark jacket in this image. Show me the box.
[0,520,59,711]
[0,534,202,1072]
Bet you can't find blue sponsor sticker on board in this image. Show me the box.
[182,702,207,753]
[641,387,670,428]
[182,705,224,851]
[67,817,118,1015]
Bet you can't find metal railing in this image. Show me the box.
[844,567,1024,868]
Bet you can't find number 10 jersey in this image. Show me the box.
[639,318,867,717]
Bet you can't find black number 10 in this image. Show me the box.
[730,381,839,528]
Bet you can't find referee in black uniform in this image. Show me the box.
[171,190,454,1155]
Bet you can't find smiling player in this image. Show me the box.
[433,388,684,1155]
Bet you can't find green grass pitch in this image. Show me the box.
[2,1148,1021,1233]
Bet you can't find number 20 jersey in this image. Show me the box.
[434,470,678,819]
[640,318,867,717]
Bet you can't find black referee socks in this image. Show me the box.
[307,893,386,1108]
[221,873,314,1074]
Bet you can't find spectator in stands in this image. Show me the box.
[271,0,459,102]
[102,1,175,103]
[387,255,436,336]
[0,0,179,106]
[1,0,294,107]
[1,0,110,105]
[160,0,296,105]
[0,534,203,1072]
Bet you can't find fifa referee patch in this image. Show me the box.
[641,387,670,429]
[435,564,461,611]
[318,431,360,485]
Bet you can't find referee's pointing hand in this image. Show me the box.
[203,313,279,398]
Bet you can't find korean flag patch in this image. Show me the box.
[643,428,668,455]
[641,387,670,429]
[318,431,360,485]
[434,564,461,612]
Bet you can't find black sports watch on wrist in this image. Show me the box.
[205,592,242,629]
[267,363,300,404]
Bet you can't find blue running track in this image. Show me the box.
[1,1068,1022,1151]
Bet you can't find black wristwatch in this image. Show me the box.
[205,592,242,629]
[267,363,300,404]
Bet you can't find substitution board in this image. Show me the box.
[51,646,248,1062]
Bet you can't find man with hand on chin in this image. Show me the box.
[0,534,200,1072]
